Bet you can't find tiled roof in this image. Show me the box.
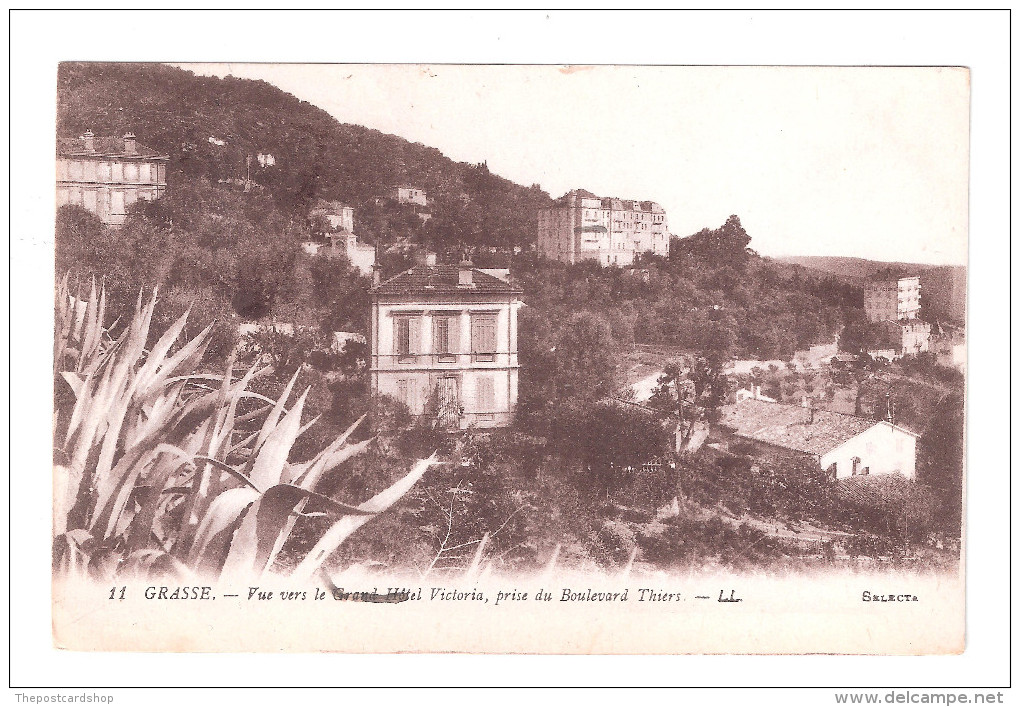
[718,398,879,456]
[57,136,168,159]
[373,265,522,296]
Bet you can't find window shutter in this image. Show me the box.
[394,317,407,356]
[433,317,445,354]
[448,316,460,355]
[476,376,494,410]
[485,318,496,353]
[471,317,483,355]
[408,317,421,355]
[472,315,497,357]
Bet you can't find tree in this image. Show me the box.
[577,402,669,502]
[917,391,964,536]
[672,215,752,265]
[650,353,729,446]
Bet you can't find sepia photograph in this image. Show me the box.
[49,61,968,655]
[8,8,1010,701]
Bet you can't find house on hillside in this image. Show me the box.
[370,261,523,429]
[305,200,376,276]
[56,131,169,226]
[309,200,355,234]
[716,397,917,480]
[393,185,428,207]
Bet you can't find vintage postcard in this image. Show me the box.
[50,63,968,654]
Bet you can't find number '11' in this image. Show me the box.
[109,586,125,600]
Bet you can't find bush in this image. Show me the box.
[52,277,436,583]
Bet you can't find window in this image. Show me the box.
[394,315,421,363]
[396,379,417,413]
[433,314,459,363]
[471,314,497,362]
[475,375,495,414]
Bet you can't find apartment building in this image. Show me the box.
[864,276,920,323]
[537,189,670,266]
[864,275,930,356]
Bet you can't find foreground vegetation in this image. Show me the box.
[53,277,436,582]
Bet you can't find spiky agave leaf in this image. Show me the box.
[289,454,439,583]
[218,484,374,580]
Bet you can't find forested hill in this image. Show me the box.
[775,255,959,281]
[57,62,552,249]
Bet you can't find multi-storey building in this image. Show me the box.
[863,275,930,356]
[370,261,523,429]
[864,276,920,323]
[537,189,670,266]
[56,132,169,226]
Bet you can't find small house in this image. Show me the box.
[717,397,918,480]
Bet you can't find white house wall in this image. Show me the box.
[819,422,917,480]
[371,296,522,428]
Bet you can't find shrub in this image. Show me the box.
[52,276,435,583]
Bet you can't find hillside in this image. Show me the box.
[775,255,934,281]
[776,256,966,323]
[57,62,552,250]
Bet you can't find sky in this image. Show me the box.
[179,63,970,266]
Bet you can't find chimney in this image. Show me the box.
[752,384,761,400]
[123,132,137,155]
[372,264,381,287]
[458,259,474,287]
[82,130,95,153]
[802,396,814,424]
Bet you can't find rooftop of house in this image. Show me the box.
[57,134,169,160]
[718,398,886,456]
[373,264,522,296]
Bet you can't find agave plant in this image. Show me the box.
[53,275,436,583]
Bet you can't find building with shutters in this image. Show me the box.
[537,189,670,266]
[864,275,921,323]
[56,131,169,226]
[863,274,931,357]
[369,261,523,429]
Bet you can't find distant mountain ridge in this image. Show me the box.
[774,255,960,281]
[777,256,966,322]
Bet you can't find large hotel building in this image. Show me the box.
[537,189,670,266]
